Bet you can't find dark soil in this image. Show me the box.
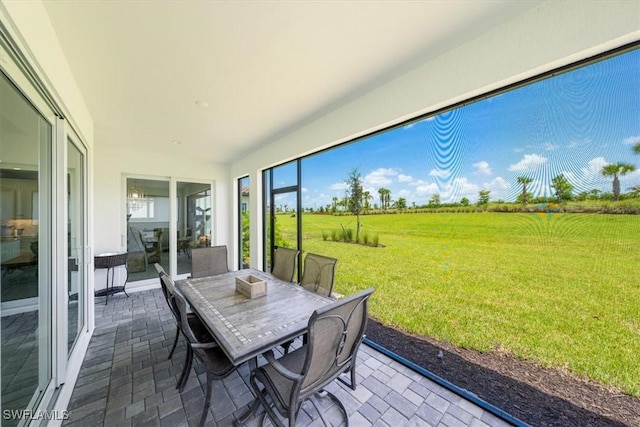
[365,318,640,427]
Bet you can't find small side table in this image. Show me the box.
[94,252,129,304]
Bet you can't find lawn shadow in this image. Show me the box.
[365,318,638,427]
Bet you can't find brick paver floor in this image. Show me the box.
[63,289,517,427]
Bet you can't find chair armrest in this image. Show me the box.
[262,349,303,381]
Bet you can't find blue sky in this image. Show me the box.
[274,49,640,209]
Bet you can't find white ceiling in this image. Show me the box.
[42,1,541,164]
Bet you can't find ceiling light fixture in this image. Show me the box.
[171,140,182,145]
[195,100,209,108]
[127,179,146,210]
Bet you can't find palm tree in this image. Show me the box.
[378,188,391,211]
[601,163,636,201]
[634,142,640,155]
[517,176,533,204]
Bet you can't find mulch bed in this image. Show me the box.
[365,318,640,427]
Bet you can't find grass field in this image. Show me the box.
[275,211,640,396]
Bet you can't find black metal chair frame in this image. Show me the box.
[250,288,374,427]
[172,288,236,427]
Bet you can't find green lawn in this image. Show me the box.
[276,212,640,396]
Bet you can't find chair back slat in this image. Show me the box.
[190,245,229,278]
[300,253,337,297]
[271,246,299,282]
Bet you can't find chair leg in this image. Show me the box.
[199,369,213,427]
[350,365,357,390]
[168,327,180,360]
[250,371,286,427]
[314,390,348,427]
[178,346,193,392]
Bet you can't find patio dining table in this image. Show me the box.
[175,268,334,424]
[175,268,334,366]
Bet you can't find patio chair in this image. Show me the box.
[282,252,338,354]
[140,229,162,264]
[154,263,182,360]
[250,287,374,427]
[155,265,215,390]
[190,245,228,278]
[299,253,338,297]
[172,288,236,427]
[271,246,299,282]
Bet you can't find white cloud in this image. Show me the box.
[446,177,480,202]
[508,153,548,172]
[329,182,348,191]
[364,168,398,187]
[623,168,640,184]
[428,169,451,179]
[582,157,608,180]
[623,135,640,146]
[543,142,559,151]
[480,176,511,201]
[397,174,413,183]
[415,182,439,196]
[473,161,492,176]
[301,187,308,193]
[397,189,412,198]
[488,176,510,191]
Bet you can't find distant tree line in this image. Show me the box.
[293,143,640,215]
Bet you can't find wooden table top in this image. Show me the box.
[176,268,333,365]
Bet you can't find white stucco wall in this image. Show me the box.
[229,0,640,268]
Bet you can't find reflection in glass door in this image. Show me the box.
[177,182,212,275]
[67,137,85,353]
[0,71,52,425]
[126,178,170,281]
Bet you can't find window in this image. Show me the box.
[263,47,640,397]
[238,176,250,269]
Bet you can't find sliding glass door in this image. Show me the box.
[126,178,170,281]
[66,134,86,354]
[124,178,212,279]
[176,181,212,275]
[0,69,53,426]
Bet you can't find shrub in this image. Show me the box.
[343,228,354,242]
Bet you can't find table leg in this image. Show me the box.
[105,267,111,305]
[234,358,263,426]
